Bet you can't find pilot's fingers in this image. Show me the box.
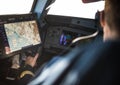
[33,53,39,62]
[26,57,34,63]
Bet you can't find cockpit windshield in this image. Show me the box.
[47,0,104,19]
[0,0,34,15]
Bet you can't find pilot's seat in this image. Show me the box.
[28,39,120,85]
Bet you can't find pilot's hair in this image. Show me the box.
[105,0,120,32]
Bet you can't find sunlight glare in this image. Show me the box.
[0,0,34,15]
[48,0,105,19]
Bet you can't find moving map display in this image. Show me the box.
[4,20,41,53]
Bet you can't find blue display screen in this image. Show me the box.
[59,31,79,46]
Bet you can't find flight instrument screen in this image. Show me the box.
[4,20,41,54]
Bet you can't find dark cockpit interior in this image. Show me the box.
[2,0,117,85]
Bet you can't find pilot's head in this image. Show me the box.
[100,0,120,41]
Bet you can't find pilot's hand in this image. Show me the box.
[25,53,39,67]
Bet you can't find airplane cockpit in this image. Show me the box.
[1,0,113,85]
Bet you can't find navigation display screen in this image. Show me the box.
[4,20,41,54]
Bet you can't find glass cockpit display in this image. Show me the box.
[3,20,41,54]
[59,31,80,46]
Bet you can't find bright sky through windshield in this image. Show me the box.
[0,0,34,15]
[48,0,105,19]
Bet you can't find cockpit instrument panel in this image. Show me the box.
[0,14,41,59]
